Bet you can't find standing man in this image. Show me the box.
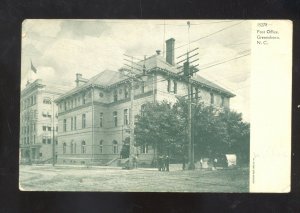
[165,155,170,172]
[158,155,163,171]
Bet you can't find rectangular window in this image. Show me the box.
[141,104,146,116]
[83,93,86,104]
[167,79,171,92]
[71,117,73,131]
[113,90,118,102]
[33,135,36,144]
[141,144,149,154]
[124,86,129,98]
[113,111,118,127]
[42,137,46,144]
[74,116,77,130]
[100,113,103,127]
[82,114,86,128]
[47,138,51,144]
[43,126,47,131]
[174,81,177,94]
[210,93,214,104]
[195,88,199,100]
[48,126,51,131]
[221,96,225,107]
[63,119,67,132]
[141,82,145,93]
[124,109,128,125]
[99,140,103,154]
[64,102,67,111]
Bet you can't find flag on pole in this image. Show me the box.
[31,60,37,73]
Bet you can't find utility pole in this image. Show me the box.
[129,73,135,169]
[176,21,200,170]
[52,95,55,166]
[123,54,147,169]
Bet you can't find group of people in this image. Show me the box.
[157,155,170,172]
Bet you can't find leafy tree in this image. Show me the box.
[134,101,185,159]
[174,97,250,164]
[218,109,250,164]
[134,97,250,166]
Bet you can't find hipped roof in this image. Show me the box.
[55,54,235,102]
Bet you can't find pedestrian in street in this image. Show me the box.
[158,155,163,171]
[164,155,170,172]
[162,155,166,171]
[182,155,187,170]
[133,155,138,169]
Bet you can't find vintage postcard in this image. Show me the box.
[19,20,292,192]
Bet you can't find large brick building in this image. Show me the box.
[19,79,72,164]
[54,38,235,166]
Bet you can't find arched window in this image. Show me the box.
[112,140,118,154]
[63,142,67,154]
[70,141,74,154]
[81,140,86,154]
[99,140,103,154]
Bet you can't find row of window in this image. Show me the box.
[21,96,53,111]
[21,110,38,122]
[59,93,88,112]
[63,114,85,132]
[166,80,226,107]
[113,83,145,102]
[113,109,130,127]
[21,136,35,145]
[209,92,225,106]
[167,79,177,94]
[21,124,36,135]
[42,136,52,144]
[42,126,58,132]
[61,140,119,154]
[21,95,37,110]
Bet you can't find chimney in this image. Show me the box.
[166,38,175,65]
[75,73,88,87]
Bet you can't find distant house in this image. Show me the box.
[19,79,72,164]
[54,38,235,166]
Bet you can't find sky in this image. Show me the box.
[21,19,251,121]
